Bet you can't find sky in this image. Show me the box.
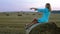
[0,0,60,12]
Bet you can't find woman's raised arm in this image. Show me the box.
[30,8,38,11]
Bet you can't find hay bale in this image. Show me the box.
[55,27,60,34]
[23,12,25,14]
[6,14,9,16]
[18,14,22,16]
[38,14,41,15]
[32,14,35,15]
[26,22,58,34]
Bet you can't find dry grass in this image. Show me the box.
[0,12,59,34]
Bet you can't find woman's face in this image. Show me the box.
[45,5,50,8]
[45,3,51,11]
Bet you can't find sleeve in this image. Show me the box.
[36,8,44,12]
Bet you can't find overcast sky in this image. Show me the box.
[0,0,60,12]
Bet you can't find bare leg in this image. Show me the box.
[25,18,38,29]
[25,23,33,29]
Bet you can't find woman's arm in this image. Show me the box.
[30,8,44,12]
[30,8,38,11]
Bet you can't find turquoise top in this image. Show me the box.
[37,8,51,23]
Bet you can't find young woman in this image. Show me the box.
[26,3,51,29]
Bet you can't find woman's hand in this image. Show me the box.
[30,8,37,11]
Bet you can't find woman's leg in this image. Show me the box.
[25,18,38,29]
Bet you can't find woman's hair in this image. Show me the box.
[45,3,51,11]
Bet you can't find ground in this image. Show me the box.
[0,12,60,34]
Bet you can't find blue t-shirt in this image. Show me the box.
[37,8,50,23]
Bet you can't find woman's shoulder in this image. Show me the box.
[44,8,51,12]
[44,8,48,10]
[44,8,50,11]
[38,7,47,9]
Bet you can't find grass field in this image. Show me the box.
[0,12,60,34]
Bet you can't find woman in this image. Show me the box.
[26,3,51,29]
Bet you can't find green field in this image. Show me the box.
[0,12,60,34]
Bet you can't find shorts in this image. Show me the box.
[37,18,48,23]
